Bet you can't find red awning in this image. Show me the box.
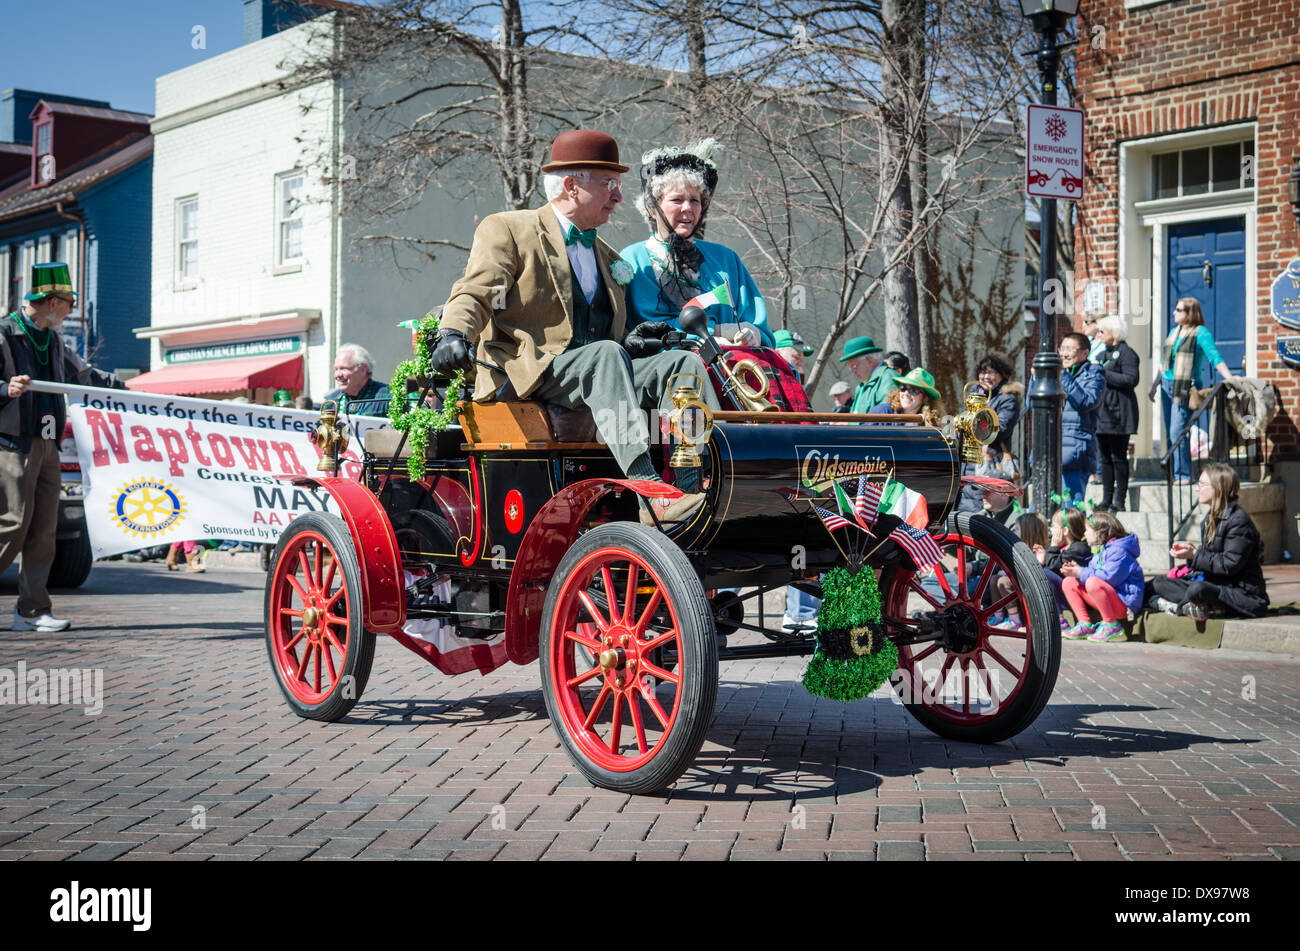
[124,354,303,395]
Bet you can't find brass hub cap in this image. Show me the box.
[302,606,321,631]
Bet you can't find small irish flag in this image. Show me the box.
[684,282,732,311]
[880,477,930,531]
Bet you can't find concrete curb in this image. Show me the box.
[1220,620,1300,655]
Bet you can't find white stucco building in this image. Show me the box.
[138,19,339,400]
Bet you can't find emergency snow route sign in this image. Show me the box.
[1027,104,1085,201]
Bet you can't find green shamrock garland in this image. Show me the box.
[388,312,464,480]
[802,565,899,703]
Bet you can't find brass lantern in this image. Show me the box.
[666,373,715,469]
[315,400,350,473]
[953,382,1001,463]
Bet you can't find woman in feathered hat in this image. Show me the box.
[620,139,775,347]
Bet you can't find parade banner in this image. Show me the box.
[38,383,393,559]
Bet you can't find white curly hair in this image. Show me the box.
[634,138,720,234]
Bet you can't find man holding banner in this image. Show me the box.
[1,263,123,632]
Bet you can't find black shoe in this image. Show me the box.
[1180,601,1208,621]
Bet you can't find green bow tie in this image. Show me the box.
[565,225,597,249]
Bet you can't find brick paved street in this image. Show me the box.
[2,562,1299,861]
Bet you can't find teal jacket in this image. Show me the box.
[621,238,775,347]
[1161,325,1225,389]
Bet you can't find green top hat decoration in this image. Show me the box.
[274,389,294,408]
[25,262,77,302]
[802,565,899,702]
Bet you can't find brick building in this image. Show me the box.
[1073,0,1300,549]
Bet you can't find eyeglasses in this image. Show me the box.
[898,385,920,395]
[1174,306,1187,313]
[591,176,622,194]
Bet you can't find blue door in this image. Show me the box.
[1167,217,1246,374]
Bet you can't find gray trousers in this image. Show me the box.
[530,340,720,476]
[0,438,61,616]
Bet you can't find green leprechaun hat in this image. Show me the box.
[802,565,899,702]
[25,262,77,301]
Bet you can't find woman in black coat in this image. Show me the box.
[1094,316,1140,512]
[1146,462,1269,619]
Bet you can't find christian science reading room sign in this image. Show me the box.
[1026,104,1085,201]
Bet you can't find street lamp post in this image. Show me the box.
[1020,0,1078,515]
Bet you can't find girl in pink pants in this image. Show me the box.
[1060,511,1144,643]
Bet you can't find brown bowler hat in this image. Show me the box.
[541,130,629,173]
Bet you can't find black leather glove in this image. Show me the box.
[623,321,673,360]
[430,330,475,375]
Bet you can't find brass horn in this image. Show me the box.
[679,304,776,412]
[719,356,777,413]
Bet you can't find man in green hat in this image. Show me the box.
[841,335,899,413]
[1,263,123,632]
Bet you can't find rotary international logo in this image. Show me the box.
[110,478,187,539]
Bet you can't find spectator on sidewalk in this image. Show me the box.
[773,329,813,381]
[325,343,390,417]
[869,367,942,420]
[1082,314,1107,365]
[882,350,911,376]
[166,541,206,573]
[1055,332,1103,507]
[959,351,1025,512]
[1146,462,1268,620]
[1036,507,1093,631]
[1153,297,1236,482]
[1061,510,1143,643]
[842,336,898,413]
[1095,316,1140,512]
[1,263,124,632]
[829,381,852,413]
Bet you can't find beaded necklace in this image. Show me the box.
[15,311,52,366]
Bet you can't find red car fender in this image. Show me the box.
[505,478,682,665]
[292,476,405,633]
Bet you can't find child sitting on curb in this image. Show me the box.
[1060,510,1144,642]
[992,512,1051,633]
[1035,507,1092,633]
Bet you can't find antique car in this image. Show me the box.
[263,333,1059,794]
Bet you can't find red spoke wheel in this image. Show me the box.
[265,512,375,722]
[880,511,1059,743]
[540,522,717,795]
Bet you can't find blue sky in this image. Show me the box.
[2,1,246,116]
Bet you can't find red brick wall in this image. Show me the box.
[1075,0,1300,459]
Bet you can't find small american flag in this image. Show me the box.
[814,504,852,532]
[889,522,945,569]
[854,474,882,529]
